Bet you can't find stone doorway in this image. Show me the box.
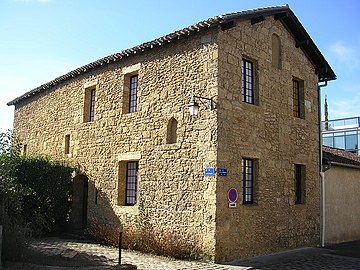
[69,174,88,231]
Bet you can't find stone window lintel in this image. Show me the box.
[84,79,98,89]
[122,63,141,75]
[117,151,141,161]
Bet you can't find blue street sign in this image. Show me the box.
[204,167,215,177]
[218,168,228,176]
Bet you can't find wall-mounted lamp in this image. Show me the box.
[188,95,216,116]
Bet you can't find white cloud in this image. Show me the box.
[330,42,354,59]
[328,41,360,70]
[329,89,360,119]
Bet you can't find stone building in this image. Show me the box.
[7,5,336,262]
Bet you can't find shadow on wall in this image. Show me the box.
[69,173,204,260]
[68,174,121,247]
[69,174,89,232]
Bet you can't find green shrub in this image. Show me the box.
[13,155,73,234]
[0,130,74,243]
[0,130,28,259]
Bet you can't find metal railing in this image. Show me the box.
[322,116,360,131]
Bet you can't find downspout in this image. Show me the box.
[318,79,328,248]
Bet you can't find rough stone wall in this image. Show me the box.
[11,16,323,262]
[215,17,320,262]
[12,30,219,258]
[325,165,360,244]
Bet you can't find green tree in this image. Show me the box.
[0,129,74,239]
[0,130,28,260]
[13,155,73,233]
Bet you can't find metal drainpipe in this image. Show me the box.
[318,79,328,248]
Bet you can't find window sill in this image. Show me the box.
[83,121,95,125]
[241,202,258,207]
[240,102,261,113]
[115,204,139,215]
[122,111,138,115]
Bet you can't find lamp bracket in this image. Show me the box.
[192,95,216,111]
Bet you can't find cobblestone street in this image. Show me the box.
[4,237,360,270]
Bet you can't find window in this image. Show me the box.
[293,79,304,119]
[345,131,358,151]
[271,34,282,69]
[22,144,27,155]
[64,134,70,154]
[122,73,139,113]
[334,132,345,149]
[166,118,178,144]
[84,87,96,122]
[323,131,360,152]
[295,164,305,204]
[323,133,334,147]
[129,75,138,113]
[293,80,300,117]
[242,158,254,204]
[117,155,140,206]
[95,188,98,205]
[241,59,254,104]
[90,89,96,121]
[125,161,138,206]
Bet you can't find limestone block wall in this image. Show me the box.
[11,15,324,262]
[12,30,219,258]
[325,165,360,244]
[215,17,320,261]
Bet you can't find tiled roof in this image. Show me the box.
[7,5,336,106]
[323,146,360,167]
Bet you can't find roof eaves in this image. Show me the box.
[219,5,335,82]
[276,9,336,82]
[7,15,221,106]
[323,146,360,167]
[220,4,289,22]
[330,161,360,170]
[7,5,335,106]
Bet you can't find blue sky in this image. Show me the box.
[0,0,359,131]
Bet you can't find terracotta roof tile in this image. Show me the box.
[323,146,360,167]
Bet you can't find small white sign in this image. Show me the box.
[228,202,237,208]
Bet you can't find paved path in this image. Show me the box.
[6,237,230,270]
[4,237,360,269]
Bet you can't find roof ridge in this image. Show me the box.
[7,4,335,106]
[219,4,289,18]
[323,146,360,164]
[7,11,224,106]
